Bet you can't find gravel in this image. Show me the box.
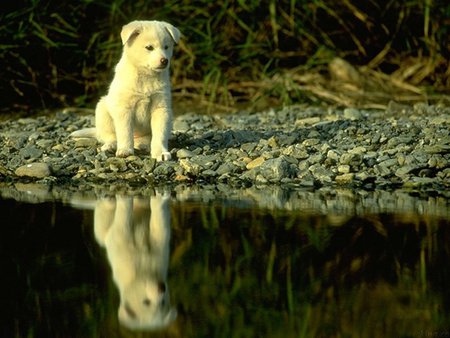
[0,102,449,193]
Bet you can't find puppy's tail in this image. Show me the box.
[70,128,96,138]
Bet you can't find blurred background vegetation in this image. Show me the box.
[1,0,449,114]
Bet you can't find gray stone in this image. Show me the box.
[403,177,436,188]
[412,152,430,165]
[349,146,366,155]
[75,138,97,148]
[19,146,43,159]
[247,157,292,181]
[267,136,278,148]
[339,152,362,167]
[355,171,372,182]
[241,142,257,153]
[36,139,54,149]
[428,155,448,169]
[143,158,157,173]
[395,165,418,177]
[387,136,413,147]
[298,160,309,171]
[173,119,190,132]
[423,144,450,154]
[202,169,218,177]
[176,148,195,159]
[278,134,297,146]
[295,117,321,126]
[374,164,392,177]
[191,155,218,169]
[283,145,309,159]
[338,165,351,173]
[180,159,202,175]
[335,173,355,184]
[5,134,30,149]
[327,149,341,162]
[302,138,320,147]
[343,108,364,120]
[216,162,239,175]
[15,162,51,178]
[153,162,175,176]
[308,154,324,164]
[378,158,398,168]
[106,158,127,172]
[309,164,334,183]
[246,157,265,170]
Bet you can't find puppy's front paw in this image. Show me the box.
[116,148,134,158]
[153,151,171,161]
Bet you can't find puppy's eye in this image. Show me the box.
[145,45,154,51]
[164,45,168,50]
[143,298,151,306]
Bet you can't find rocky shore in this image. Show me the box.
[0,102,449,194]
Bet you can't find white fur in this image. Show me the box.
[94,193,177,330]
[71,20,180,161]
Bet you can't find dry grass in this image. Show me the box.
[174,55,450,112]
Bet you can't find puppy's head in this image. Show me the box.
[121,20,181,72]
[118,278,177,331]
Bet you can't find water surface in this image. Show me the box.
[1,184,449,337]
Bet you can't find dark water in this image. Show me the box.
[0,184,449,338]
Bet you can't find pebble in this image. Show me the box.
[335,173,355,184]
[340,152,362,167]
[179,159,202,175]
[343,108,364,120]
[338,165,351,174]
[295,117,321,126]
[246,157,265,170]
[15,162,51,178]
[309,164,334,183]
[75,138,98,148]
[246,157,293,182]
[0,104,448,192]
[176,148,195,159]
[19,146,43,159]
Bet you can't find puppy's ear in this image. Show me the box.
[163,23,181,44]
[121,21,142,45]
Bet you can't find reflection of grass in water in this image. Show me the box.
[15,251,114,338]
[170,204,450,336]
[9,201,449,337]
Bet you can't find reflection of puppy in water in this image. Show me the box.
[94,193,176,330]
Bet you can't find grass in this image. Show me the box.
[1,0,449,114]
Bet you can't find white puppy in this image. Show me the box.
[71,20,180,161]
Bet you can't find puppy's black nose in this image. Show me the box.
[160,58,168,67]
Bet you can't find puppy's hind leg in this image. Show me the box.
[95,97,117,153]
